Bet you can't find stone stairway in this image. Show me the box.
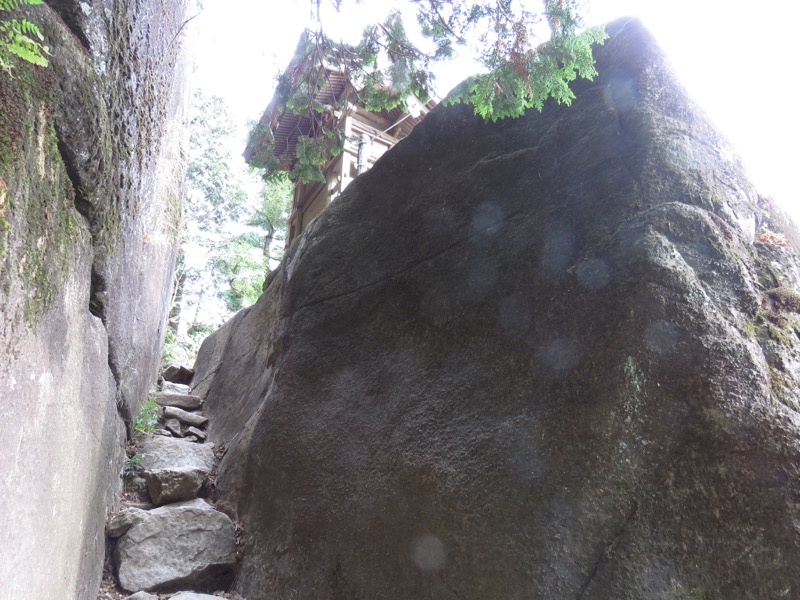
[103,378,245,600]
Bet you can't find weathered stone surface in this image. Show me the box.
[140,436,214,471]
[143,467,208,505]
[140,436,214,504]
[108,507,150,538]
[0,11,128,599]
[163,381,191,395]
[191,266,284,443]
[0,0,189,597]
[163,406,208,427]
[124,592,158,600]
[187,426,207,440]
[153,391,203,410]
[126,476,150,500]
[165,418,183,437]
[169,593,226,600]
[114,498,237,593]
[194,19,800,600]
[163,364,195,385]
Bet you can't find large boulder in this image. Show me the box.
[194,19,800,600]
[114,498,237,593]
[0,1,188,597]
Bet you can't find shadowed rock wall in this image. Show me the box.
[194,19,800,599]
[0,1,188,597]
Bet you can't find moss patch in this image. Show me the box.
[0,61,84,324]
[749,220,800,414]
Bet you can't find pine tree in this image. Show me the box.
[250,0,606,182]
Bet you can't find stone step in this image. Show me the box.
[114,498,237,594]
[138,436,214,505]
[152,391,203,410]
[161,381,191,395]
[161,364,194,385]
[111,386,242,598]
[163,405,208,427]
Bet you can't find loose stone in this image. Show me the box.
[164,418,183,437]
[186,426,207,440]
[152,391,203,410]
[163,406,208,427]
[139,436,214,505]
[114,498,237,593]
[161,381,191,395]
[124,592,158,600]
[107,507,150,538]
[162,364,194,385]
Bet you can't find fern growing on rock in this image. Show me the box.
[0,0,48,72]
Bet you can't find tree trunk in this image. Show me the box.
[168,250,186,334]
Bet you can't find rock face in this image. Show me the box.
[193,19,800,600]
[114,498,237,593]
[0,1,188,597]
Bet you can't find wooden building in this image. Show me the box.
[244,36,436,248]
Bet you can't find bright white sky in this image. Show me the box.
[190,0,799,220]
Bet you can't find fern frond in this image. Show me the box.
[17,18,43,39]
[7,39,46,64]
[0,0,43,12]
[0,12,48,70]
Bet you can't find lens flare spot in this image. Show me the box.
[576,257,611,290]
[603,72,638,112]
[411,535,446,573]
[472,201,505,235]
[536,337,583,374]
[645,320,679,356]
[540,222,576,276]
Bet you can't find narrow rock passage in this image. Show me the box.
[99,374,245,600]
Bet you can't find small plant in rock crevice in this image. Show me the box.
[123,455,143,479]
[133,396,160,439]
[0,0,49,72]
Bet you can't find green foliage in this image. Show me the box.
[291,136,328,184]
[252,0,606,182]
[207,173,292,314]
[172,91,293,340]
[186,90,248,233]
[133,396,160,438]
[210,239,265,312]
[123,455,143,478]
[161,326,183,364]
[0,0,48,72]
[445,26,607,120]
[162,320,212,367]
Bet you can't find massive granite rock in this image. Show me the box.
[193,19,800,599]
[0,1,188,597]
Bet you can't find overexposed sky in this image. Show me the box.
[190,0,798,219]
